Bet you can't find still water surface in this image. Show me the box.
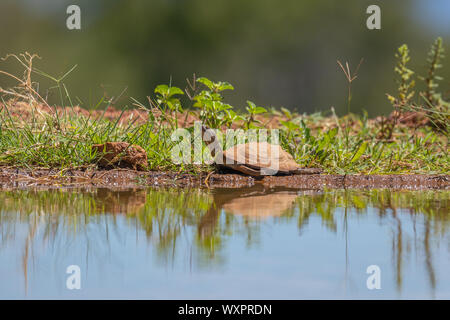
[0,186,448,299]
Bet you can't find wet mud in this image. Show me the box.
[0,167,448,190]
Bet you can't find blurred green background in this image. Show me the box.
[0,0,449,116]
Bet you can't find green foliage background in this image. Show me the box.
[0,0,449,116]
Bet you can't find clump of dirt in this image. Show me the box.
[92,142,148,170]
[389,110,430,127]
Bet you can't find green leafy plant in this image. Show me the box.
[387,44,415,108]
[192,77,236,128]
[422,37,445,106]
[381,44,415,140]
[244,100,267,129]
[386,39,449,134]
[154,84,184,128]
[420,37,450,132]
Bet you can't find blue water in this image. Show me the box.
[0,187,448,299]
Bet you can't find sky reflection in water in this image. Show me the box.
[0,186,449,299]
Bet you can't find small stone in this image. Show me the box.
[92,142,148,170]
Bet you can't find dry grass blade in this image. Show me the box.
[337,58,364,83]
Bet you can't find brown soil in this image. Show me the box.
[1,101,428,132]
[0,101,284,128]
[0,167,448,190]
[1,101,149,125]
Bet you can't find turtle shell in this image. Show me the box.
[222,141,299,174]
[222,192,298,218]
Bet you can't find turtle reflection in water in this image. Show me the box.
[201,125,322,176]
[198,185,316,238]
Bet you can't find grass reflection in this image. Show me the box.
[0,187,448,294]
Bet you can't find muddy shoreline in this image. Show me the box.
[0,167,448,190]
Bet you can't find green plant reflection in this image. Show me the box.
[0,186,448,295]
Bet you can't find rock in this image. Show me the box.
[92,142,148,170]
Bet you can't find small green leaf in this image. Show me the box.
[246,100,257,109]
[254,106,267,114]
[154,84,169,96]
[351,141,368,163]
[197,77,214,90]
[168,87,184,97]
[217,82,234,91]
[281,107,292,119]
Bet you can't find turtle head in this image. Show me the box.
[201,124,220,159]
[200,124,210,137]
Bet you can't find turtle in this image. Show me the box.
[201,125,322,176]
